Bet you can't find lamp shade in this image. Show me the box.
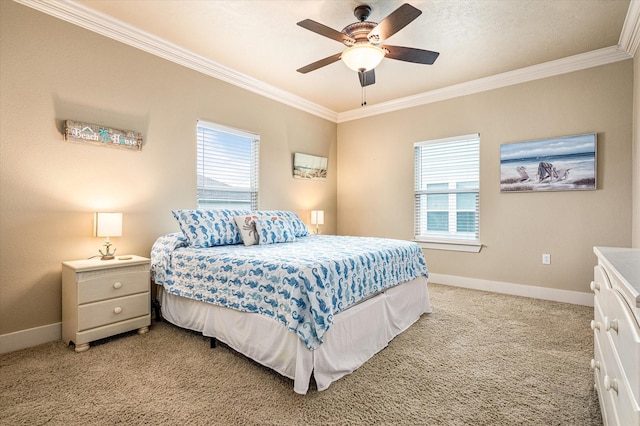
[95,212,122,237]
[341,45,386,72]
[311,210,324,226]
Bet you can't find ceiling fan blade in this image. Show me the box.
[297,52,342,74]
[367,4,422,44]
[358,69,375,87]
[297,19,356,45]
[383,45,439,65]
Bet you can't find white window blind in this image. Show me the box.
[414,134,480,243]
[197,120,259,210]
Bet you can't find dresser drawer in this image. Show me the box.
[78,293,149,331]
[604,289,640,405]
[598,334,640,426]
[78,271,149,304]
[600,258,640,325]
[594,332,618,426]
[595,264,614,292]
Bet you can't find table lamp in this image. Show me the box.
[310,210,324,234]
[94,212,122,260]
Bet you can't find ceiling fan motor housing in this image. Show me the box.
[342,21,378,46]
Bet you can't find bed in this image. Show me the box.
[151,209,431,394]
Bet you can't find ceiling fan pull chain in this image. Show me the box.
[361,86,367,107]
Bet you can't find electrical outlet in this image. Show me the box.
[542,254,551,265]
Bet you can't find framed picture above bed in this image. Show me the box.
[500,133,597,193]
[293,152,327,180]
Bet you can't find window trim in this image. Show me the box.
[414,133,481,252]
[414,239,483,253]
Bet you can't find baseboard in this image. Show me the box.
[0,322,61,354]
[428,273,594,307]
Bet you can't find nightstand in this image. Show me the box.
[62,255,151,352]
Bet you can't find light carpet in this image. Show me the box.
[0,283,601,425]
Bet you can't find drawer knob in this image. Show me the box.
[113,307,122,314]
[590,281,600,292]
[590,359,600,370]
[603,375,618,393]
[113,282,122,289]
[590,320,600,331]
[604,317,618,333]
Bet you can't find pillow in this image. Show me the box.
[254,210,309,237]
[234,215,260,246]
[172,209,249,247]
[254,217,296,245]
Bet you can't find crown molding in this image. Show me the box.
[336,45,631,122]
[13,0,636,125]
[13,0,339,123]
[619,0,640,56]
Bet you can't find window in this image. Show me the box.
[197,120,259,210]
[414,134,480,249]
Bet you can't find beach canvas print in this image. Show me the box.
[500,133,596,192]
[293,153,327,180]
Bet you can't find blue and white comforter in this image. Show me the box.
[151,233,428,350]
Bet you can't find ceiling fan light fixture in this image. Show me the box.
[340,44,385,72]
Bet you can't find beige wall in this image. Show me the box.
[0,0,636,340]
[337,61,633,293]
[0,2,337,335]
[633,52,640,248]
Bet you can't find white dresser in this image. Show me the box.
[591,247,640,426]
[62,255,151,352]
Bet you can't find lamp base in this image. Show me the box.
[99,240,117,261]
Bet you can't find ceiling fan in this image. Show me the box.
[296,3,439,90]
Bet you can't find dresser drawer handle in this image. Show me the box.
[604,375,618,393]
[590,320,600,331]
[113,282,122,289]
[590,281,600,292]
[590,359,600,371]
[604,317,618,333]
[113,307,122,314]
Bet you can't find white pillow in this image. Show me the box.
[234,215,260,246]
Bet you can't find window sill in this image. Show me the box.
[414,240,483,253]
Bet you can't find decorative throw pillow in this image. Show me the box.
[254,210,309,237]
[254,217,296,245]
[172,209,249,247]
[234,215,260,246]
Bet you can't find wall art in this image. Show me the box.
[293,152,327,180]
[64,120,143,151]
[500,133,596,192]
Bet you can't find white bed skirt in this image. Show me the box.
[159,276,431,394]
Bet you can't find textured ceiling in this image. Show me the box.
[76,0,631,113]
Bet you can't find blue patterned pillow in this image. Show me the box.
[172,209,249,247]
[255,211,309,237]
[254,217,296,245]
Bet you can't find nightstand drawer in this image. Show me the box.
[78,271,148,304]
[78,293,149,331]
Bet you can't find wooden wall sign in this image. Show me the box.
[64,120,142,151]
